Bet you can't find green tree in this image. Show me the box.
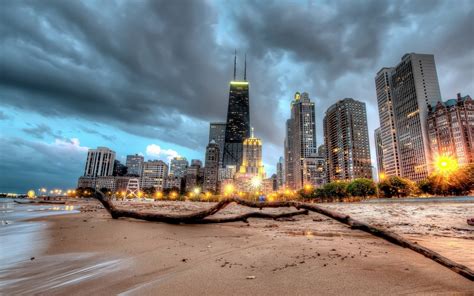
[378,176,414,198]
[323,181,349,201]
[347,178,376,197]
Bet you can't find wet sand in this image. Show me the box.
[1,199,473,295]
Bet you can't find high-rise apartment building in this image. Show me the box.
[324,98,372,181]
[125,154,144,176]
[203,140,220,193]
[276,157,284,190]
[375,67,400,178]
[239,128,265,177]
[284,92,317,189]
[374,127,384,178]
[302,157,326,187]
[284,119,295,189]
[84,147,116,178]
[428,93,474,166]
[209,122,226,164]
[389,53,442,181]
[223,53,250,169]
[140,160,168,190]
[185,159,203,192]
[170,156,189,178]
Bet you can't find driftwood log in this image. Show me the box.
[93,191,474,281]
[14,199,66,205]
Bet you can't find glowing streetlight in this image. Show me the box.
[250,176,262,188]
[27,190,36,199]
[170,191,178,199]
[379,172,386,181]
[193,187,201,195]
[304,184,313,192]
[155,191,163,199]
[224,184,234,196]
[434,155,458,175]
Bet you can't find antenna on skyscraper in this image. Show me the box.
[233,49,237,80]
[244,53,247,81]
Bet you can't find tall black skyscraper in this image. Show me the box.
[223,52,250,169]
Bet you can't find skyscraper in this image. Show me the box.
[324,98,372,181]
[170,156,189,178]
[428,93,474,166]
[375,67,400,178]
[203,140,220,193]
[84,147,116,178]
[209,122,226,165]
[126,154,144,176]
[390,53,442,181]
[276,156,284,190]
[223,52,250,169]
[185,159,203,192]
[140,160,168,190]
[285,92,317,189]
[374,127,384,178]
[239,127,265,178]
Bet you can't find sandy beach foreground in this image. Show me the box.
[1,199,473,295]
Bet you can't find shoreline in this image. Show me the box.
[1,200,473,295]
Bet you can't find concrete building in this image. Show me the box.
[209,122,226,165]
[302,156,326,188]
[389,53,442,181]
[285,92,317,189]
[219,165,237,181]
[170,156,188,178]
[164,175,182,191]
[324,98,372,181]
[203,140,220,193]
[284,119,295,189]
[83,147,115,178]
[185,159,203,192]
[125,154,143,176]
[239,128,265,178]
[140,160,168,190]
[276,157,284,190]
[374,127,384,178]
[95,176,131,192]
[77,176,95,189]
[375,67,401,178]
[428,93,474,166]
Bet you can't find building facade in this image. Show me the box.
[170,156,189,178]
[428,93,474,166]
[203,140,220,193]
[239,128,265,178]
[375,67,400,178]
[285,92,317,189]
[389,53,442,181]
[185,159,203,192]
[83,147,115,178]
[140,160,169,190]
[125,154,143,176]
[223,54,250,169]
[276,157,284,190]
[302,156,326,187]
[374,127,384,178]
[209,122,226,165]
[324,98,372,181]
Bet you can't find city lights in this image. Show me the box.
[250,176,262,188]
[434,155,458,175]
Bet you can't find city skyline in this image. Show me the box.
[1,0,473,193]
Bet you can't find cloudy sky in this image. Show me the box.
[1,0,473,193]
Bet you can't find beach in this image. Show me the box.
[1,198,473,295]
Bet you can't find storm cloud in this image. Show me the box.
[0,0,473,192]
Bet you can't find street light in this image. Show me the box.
[434,155,458,175]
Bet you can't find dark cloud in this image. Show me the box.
[22,123,63,140]
[0,137,87,192]
[80,126,116,142]
[0,0,473,191]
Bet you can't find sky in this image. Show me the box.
[1,0,473,193]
